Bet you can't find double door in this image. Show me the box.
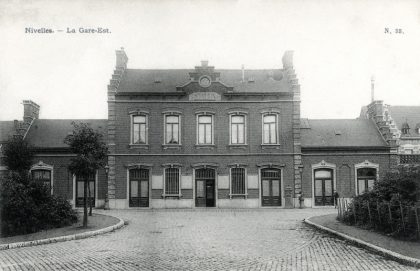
[129,169,149,207]
[261,169,282,206]
[314,169,334,206]
[76,174,95,207]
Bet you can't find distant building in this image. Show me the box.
[360,101,420,164]
[0,49,400,209]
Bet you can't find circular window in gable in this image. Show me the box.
[199,76,211,88]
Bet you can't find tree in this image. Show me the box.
[1,137,77,237]
[64,122,107,228]
[2,136,33,181]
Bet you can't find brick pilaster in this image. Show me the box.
[282,51,302,208]
[106,48,128,209]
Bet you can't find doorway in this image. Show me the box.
[195,168,215,207]
[261,168,282,206]
[314,169,334,206]
[129,168,149,207]
[76,173,95,207]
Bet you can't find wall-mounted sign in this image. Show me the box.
[189,92,221,101]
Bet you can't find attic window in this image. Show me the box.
[247,77,255,83]
[154,78,162,83]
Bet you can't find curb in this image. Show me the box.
[0,215,124,251]
[303,216,420,268]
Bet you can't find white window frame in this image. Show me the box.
[229,112,247,145]
[30,161,53,195]
[163,112,182,146]
[196,112,215,145]
[228,166,248,198]
[130,111,149,145]
[354,160,379,196]
[261,112,280,145]
[162,165,182,198]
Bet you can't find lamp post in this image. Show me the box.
[104,165,109,210]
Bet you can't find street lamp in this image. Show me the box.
[104,165,109,210]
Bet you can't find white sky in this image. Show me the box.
[0,0,419,121]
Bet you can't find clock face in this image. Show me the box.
[199,76,211,87]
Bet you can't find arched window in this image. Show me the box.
[32,169,51,188]
[30,161,53,194]
[357,168,377,195]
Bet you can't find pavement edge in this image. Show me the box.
[0,215,124,251]
[303,216,420,268]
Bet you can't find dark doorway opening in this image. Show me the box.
[195,168,215,207]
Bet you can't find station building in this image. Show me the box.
[0,49,402,209]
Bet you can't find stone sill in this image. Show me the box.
[128,144,149,149]
[261,144,281,149]
[195,145,216,149]
[162,145,182,150]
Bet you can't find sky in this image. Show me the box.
[0,0,419,121]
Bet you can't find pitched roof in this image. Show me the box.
[301,119,387,148]
[0,121,15,143]
[25,119,107,148]
[388,106,420,135]
[117,69,289,93]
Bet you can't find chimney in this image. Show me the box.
[22,100,40,124]
[241,64,245,82]
[201,60,208,67]
[371,75,375,103]
[116,47,128,69]
[282,50,294,69]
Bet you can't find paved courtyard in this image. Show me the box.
[0,209,417,271]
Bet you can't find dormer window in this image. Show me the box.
[401,122,410,135]
[415,124,420,134]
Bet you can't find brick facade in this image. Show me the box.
[0,48,399,209]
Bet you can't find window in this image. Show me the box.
[164,168,180,196]
[357,168,376,195]
[230,114,246,144]
[230,168,246,195]
[197,114,213,145]
[132,115,147,144]
[165,115,180,144]
[32,169,51,189]
[262,114,278,144]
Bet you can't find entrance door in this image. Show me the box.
[314,169,334,206]
[261,168,282,206]
[195,168,215,207]
[129,168,149,207]
[76,173,95,207]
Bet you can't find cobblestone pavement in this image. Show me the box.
[0,209,418,271]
